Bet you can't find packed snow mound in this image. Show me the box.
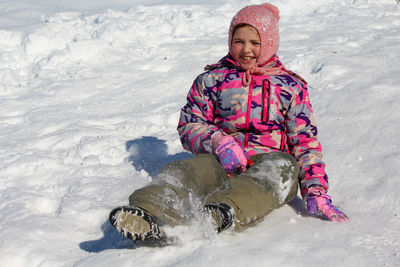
[0,5,232,96]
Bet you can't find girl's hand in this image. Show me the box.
[212,134,249,175]
[306,188,349,222]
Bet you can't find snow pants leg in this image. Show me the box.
[129,154,228,226]
[128,152,299,231]
[204,152,299,231]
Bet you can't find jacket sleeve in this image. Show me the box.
[285,84,329,198]
[177,74,221,154]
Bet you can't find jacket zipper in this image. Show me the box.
[262,79,286,151]
[262,79,270,122]
[244,77,254,148]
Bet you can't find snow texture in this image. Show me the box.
[0,0,399,266]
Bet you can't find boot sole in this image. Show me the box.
[109,206,162,241]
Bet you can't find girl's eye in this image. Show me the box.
[252,41,261,45]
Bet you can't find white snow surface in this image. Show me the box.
[1,0,399,266]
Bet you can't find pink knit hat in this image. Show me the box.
[229,3,280,66]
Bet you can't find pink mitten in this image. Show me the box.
[212,133,249,175]
[306,187,349,222]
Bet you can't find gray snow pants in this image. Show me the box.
[129,152,299,231]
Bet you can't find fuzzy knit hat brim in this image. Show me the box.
[229,3,280,66]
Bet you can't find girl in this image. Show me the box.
[109,3,348,243]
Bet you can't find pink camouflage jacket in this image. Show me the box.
[177,55,328,198]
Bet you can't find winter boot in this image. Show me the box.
[109,206,162,241]
[204,202,235,232]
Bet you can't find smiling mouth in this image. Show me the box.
[240,56,256,62]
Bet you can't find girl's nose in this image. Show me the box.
[242,43,251,53]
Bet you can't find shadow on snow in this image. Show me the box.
[125,136,193,177]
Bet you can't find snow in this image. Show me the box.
[0,0,399,266]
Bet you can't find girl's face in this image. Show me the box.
[231,25,261,70]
